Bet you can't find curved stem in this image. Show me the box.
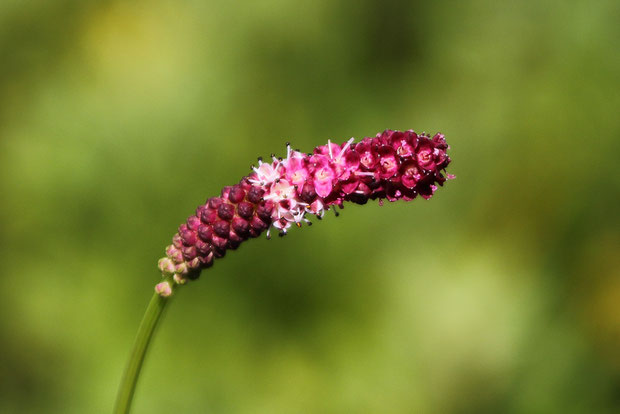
[113,281,173,414]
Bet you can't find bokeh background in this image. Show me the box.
[1,0,618,413]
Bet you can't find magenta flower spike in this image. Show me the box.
[157,129,453,288]
[115,128,453,414]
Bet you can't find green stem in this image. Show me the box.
[113,280,174,414]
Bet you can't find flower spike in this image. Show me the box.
[157,129,453,291]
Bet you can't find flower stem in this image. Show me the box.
[113,279,174,414]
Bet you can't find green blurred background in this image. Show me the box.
[1,0,618,412]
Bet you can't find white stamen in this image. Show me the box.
[336,137,355,160]
[251,160,262,175]
[328,139,333,159]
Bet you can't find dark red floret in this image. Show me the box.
[256,201,274,222]
[300,182,317,203]
[227,231,243,249]
[237,201,255,219]
[187,215,201,231]
[180,227,197,246]
[250,216,269,231]
[208,197,223,209]
[200,207,217,224]
[211,235,228,250]
[228,185,246,203]
[197,225,213,242]
[247,186,264,204]
[217,203,235,221]
[232,217,250,235]
[195,240,211,255]
[416,141,436,171]
[377,146,399,179]
[213,220,231,237]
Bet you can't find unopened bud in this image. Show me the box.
[155,281,172,297]
[175,262,188,275]
[173,273,187,285]
[158,258,176,274]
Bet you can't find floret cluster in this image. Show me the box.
[156,129,452,289]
